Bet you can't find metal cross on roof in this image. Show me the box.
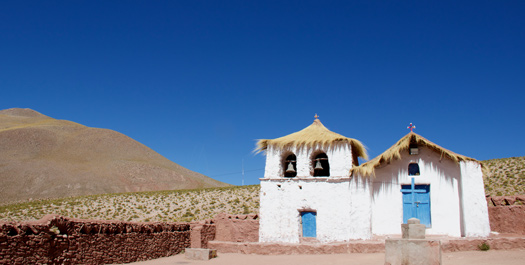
[314,114,319,120]
[407,123,416,132]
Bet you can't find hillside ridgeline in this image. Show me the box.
[0,108,229,204]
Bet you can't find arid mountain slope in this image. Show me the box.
[483,156,525,196]
[0,108,229,204]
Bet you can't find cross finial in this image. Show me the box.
[314,114,319,120]
[407,123,416,132]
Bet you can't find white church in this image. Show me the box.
[256,117,490,243]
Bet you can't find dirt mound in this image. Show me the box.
[0,108,229,204]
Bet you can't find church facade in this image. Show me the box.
[256,117,490,243]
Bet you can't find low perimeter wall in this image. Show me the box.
[1,196,523,264]
[0,214,192,264]
[487,195,525,234]
[214,213,259,242]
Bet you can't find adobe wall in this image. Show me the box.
[214,213,259,242]
[0,214,191,264]
[190,220,216,248]
[487,195,525,234]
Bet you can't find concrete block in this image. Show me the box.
[385,239,441,265]
[407,218,420,224]
[401,224,426,239]
[185,248,217,261]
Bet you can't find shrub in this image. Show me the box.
[478,242,490,251]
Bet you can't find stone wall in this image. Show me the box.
[214,213,259,242]
[0,215,191,264]
[487,195,525,234]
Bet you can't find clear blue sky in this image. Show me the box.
[1,1,524,185]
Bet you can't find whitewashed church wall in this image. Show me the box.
[347,178,373,239]
[259,178,369,243]
[296,146,311,177]
[263,145,281,179]
[459,161,491,237]
[325,144,353,178]
[370,146,463,237]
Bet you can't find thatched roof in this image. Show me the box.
[255,118,368,160]
[350,132,479,178]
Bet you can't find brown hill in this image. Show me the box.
[0,108,229,204]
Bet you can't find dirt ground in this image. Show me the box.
[125,249,525,265]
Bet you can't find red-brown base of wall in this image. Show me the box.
[209,236,525,255]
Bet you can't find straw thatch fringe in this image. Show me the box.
[255,119,368,160]
[351,132,479,178]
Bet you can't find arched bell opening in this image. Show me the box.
[283,153,297,178]
[312,152,330,177]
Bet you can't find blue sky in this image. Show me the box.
[1,1,524,185]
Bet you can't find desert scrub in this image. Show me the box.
[483,156,525,196]
[478,242,490,251]
[0,185,260,222]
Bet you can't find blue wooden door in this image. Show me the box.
[401,178,431,227]
[301,211,317,238]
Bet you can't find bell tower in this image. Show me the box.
[256,116,368,243]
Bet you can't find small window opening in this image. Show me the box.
[284,154,297,178]
[408,163,420,176]
[313,153,330,177]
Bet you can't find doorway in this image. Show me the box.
[300,211,317,238]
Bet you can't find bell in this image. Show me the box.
[286,162,296,173]
[314,160,323,170]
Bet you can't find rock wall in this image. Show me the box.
[0,215,191,265]
[487,195,525,234]
[214,213,259,242]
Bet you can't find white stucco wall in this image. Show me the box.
[370,146,463,237]
[259,178,372,243]
[459,161,491,237]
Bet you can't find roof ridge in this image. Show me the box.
[255,119,368,160]
[351,132,478,178]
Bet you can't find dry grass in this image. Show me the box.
[483,156,525,196]
[256,118,367,161]
[0,185,260,222]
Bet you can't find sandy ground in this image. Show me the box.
[124,250,525,265]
